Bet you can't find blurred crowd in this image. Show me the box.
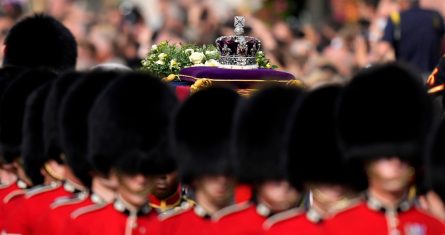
[1,0,445,86]
[2,1,445,234]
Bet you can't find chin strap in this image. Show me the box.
[44,162,64,181]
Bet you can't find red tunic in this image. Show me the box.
[160,204,219,235]
[214,203,272,235]
[324,201,445,235]
[234,184,253,203]
[3,182,76,235]
[33,192,106,235]
[0,180,21,202]
[0,187,26,233]
[263,208,324,235]
[65,199,160,235]
[0,180,28,231]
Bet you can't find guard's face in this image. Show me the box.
[258,180,300,212]
[0,162,17,185]
[367,157,414,193]
[118,173,152,207]
[96,172,119,191]
[195,175,235,207]
[310,184,352,214]
[148,171,179,199]
[12,159,32,186]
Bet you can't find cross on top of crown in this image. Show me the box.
[234,16,245,36]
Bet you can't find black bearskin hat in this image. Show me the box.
[3,14,77,72]
[59,71,122,187]
[233,86,304,186]
[0,68,57,163]
[172,87,239,185]
[337,63,433,166]
[288,85,367,191]
[22,83,52,185]
[43,72,81,164]
[88,72,178,176]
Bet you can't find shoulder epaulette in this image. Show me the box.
[25,182,60,199]
[51,193,89,209]
[213,201,252,221]
[159,206,192,221]
[263,208,305,230]
[70,203,107,220]
[3,189,26,204]
[181,198,195,207]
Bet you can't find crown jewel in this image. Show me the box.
[216,16,262,69]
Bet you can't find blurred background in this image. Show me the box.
[1,0,445,85]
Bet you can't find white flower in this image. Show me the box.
[205,50,218,57]
[258,50,264,55]
[170,59,179,69]
[184,49,194,55]
[204,59,219,67]
[158,53,167,60]
[189,52,205,65]
[151,44,158,51]
[155,60,165,65]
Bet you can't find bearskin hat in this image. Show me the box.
[336,63,433,166]
[3,14,77,71]
[59,71,122,187]
[88,72,178,176]
[0,68,57,163]
[22,83,52,185]
[172,87,240,184]
[288,85,367,191]
[43,72,81,164]
[233,85,304,186]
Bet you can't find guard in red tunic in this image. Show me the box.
[0,68,58,234]
[324,63,444,235]
[213,86,305,235]
[145,133,193,215]
[7,72,88,235]
[160,87,239,235]
[0,67,27,204]
[65,72,178,235]
[33,71,127,235]
[264,85,366,235]
[2,78,56,234]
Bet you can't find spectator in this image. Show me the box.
[379,0,445,75]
